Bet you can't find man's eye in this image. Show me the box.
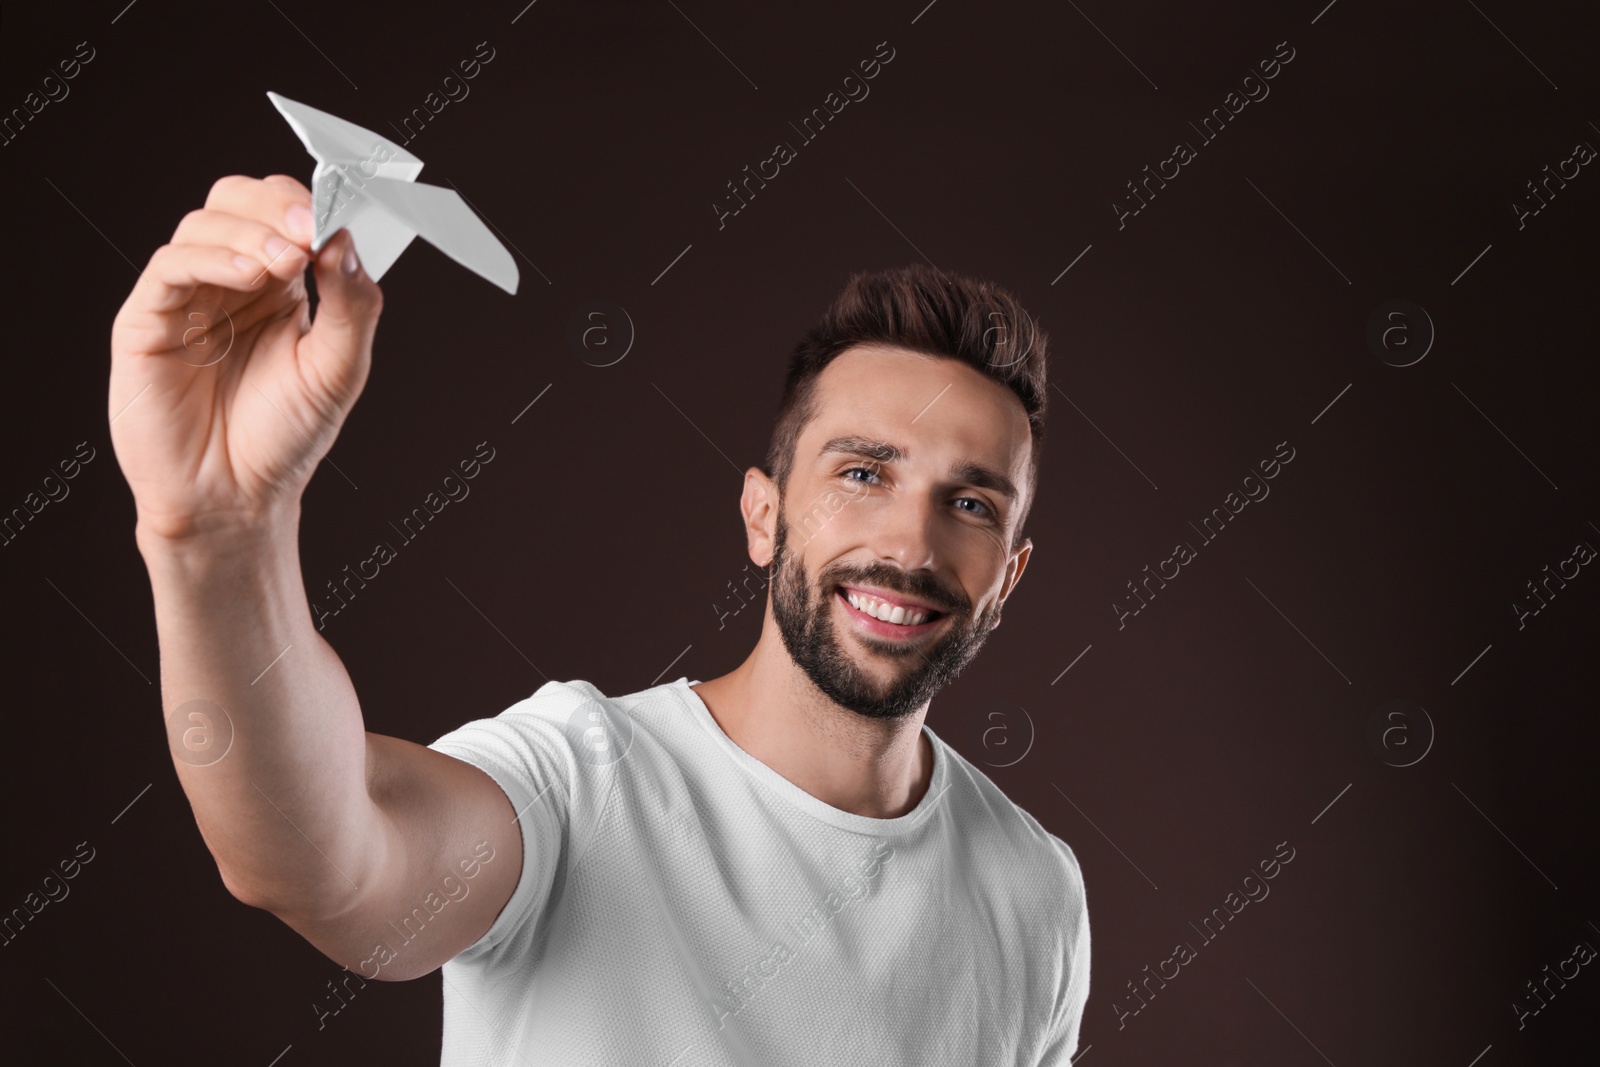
[842,467,880,483]
[955,497,993,518]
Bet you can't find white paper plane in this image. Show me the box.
[267,91,518,295]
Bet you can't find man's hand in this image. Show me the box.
[109,174,381,540]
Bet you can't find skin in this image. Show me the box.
[694,345,1034,819]
[108,175,1034,985]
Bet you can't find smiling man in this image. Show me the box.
[109,175,1089,1065]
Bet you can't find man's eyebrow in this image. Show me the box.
[817,435,1018,501]
[819,435,903,464]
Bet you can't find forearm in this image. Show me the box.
[139,508,383,918]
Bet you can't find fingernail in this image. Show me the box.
[234,254,259,274]
[285,204,314,243]
[264,236,291,260]
[343,240,360,276]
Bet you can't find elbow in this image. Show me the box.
[219,867,400,980]
[218,865,279,912]
[216,864,353,924]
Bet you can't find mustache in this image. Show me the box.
[818,561,969,616]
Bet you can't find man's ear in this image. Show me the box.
[997,537,1032,613]
[742,467,779,568]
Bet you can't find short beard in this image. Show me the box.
[767,507,1001,721]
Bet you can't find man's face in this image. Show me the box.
[765,344,1034,721]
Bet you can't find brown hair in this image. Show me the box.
[763,263,1049,549]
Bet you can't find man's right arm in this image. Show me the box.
[112,174,522,981]
[139,518,523,981]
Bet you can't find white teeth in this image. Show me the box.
[845,590,930,626]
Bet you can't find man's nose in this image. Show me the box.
[870,493,940,573]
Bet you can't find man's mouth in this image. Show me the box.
[835,585,948,637]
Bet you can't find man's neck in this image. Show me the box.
[690,632,934,820]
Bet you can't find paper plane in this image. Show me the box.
[267,91,518,295]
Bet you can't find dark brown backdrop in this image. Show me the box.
[2,0,1595,1063]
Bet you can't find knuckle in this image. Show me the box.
[139,244,180,282]
[206,174,249,203]
[263,174,312,209]
[175,208,210,235]
[265,172,310,195]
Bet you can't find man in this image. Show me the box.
[108,174,1090,1064]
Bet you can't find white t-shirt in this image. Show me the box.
[427,677,1090,1065]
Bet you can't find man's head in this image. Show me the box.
[741,264,1050,721]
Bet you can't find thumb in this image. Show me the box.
[303,229,382,403]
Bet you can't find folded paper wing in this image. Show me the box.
[266,91,518,295]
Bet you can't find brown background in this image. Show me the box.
[1,0,1595,1063]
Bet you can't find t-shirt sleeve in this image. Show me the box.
[426,679,616,965]
[1036,837,1092,1065]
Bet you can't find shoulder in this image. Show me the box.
[931,733,1089,913]
[932,736,1092,1052]
[427,677,697,796]
[931,734,1091,988]
[423,678,680,961]
[424,679,642,832]
[500,677,618,723]
[430,678,631,752]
